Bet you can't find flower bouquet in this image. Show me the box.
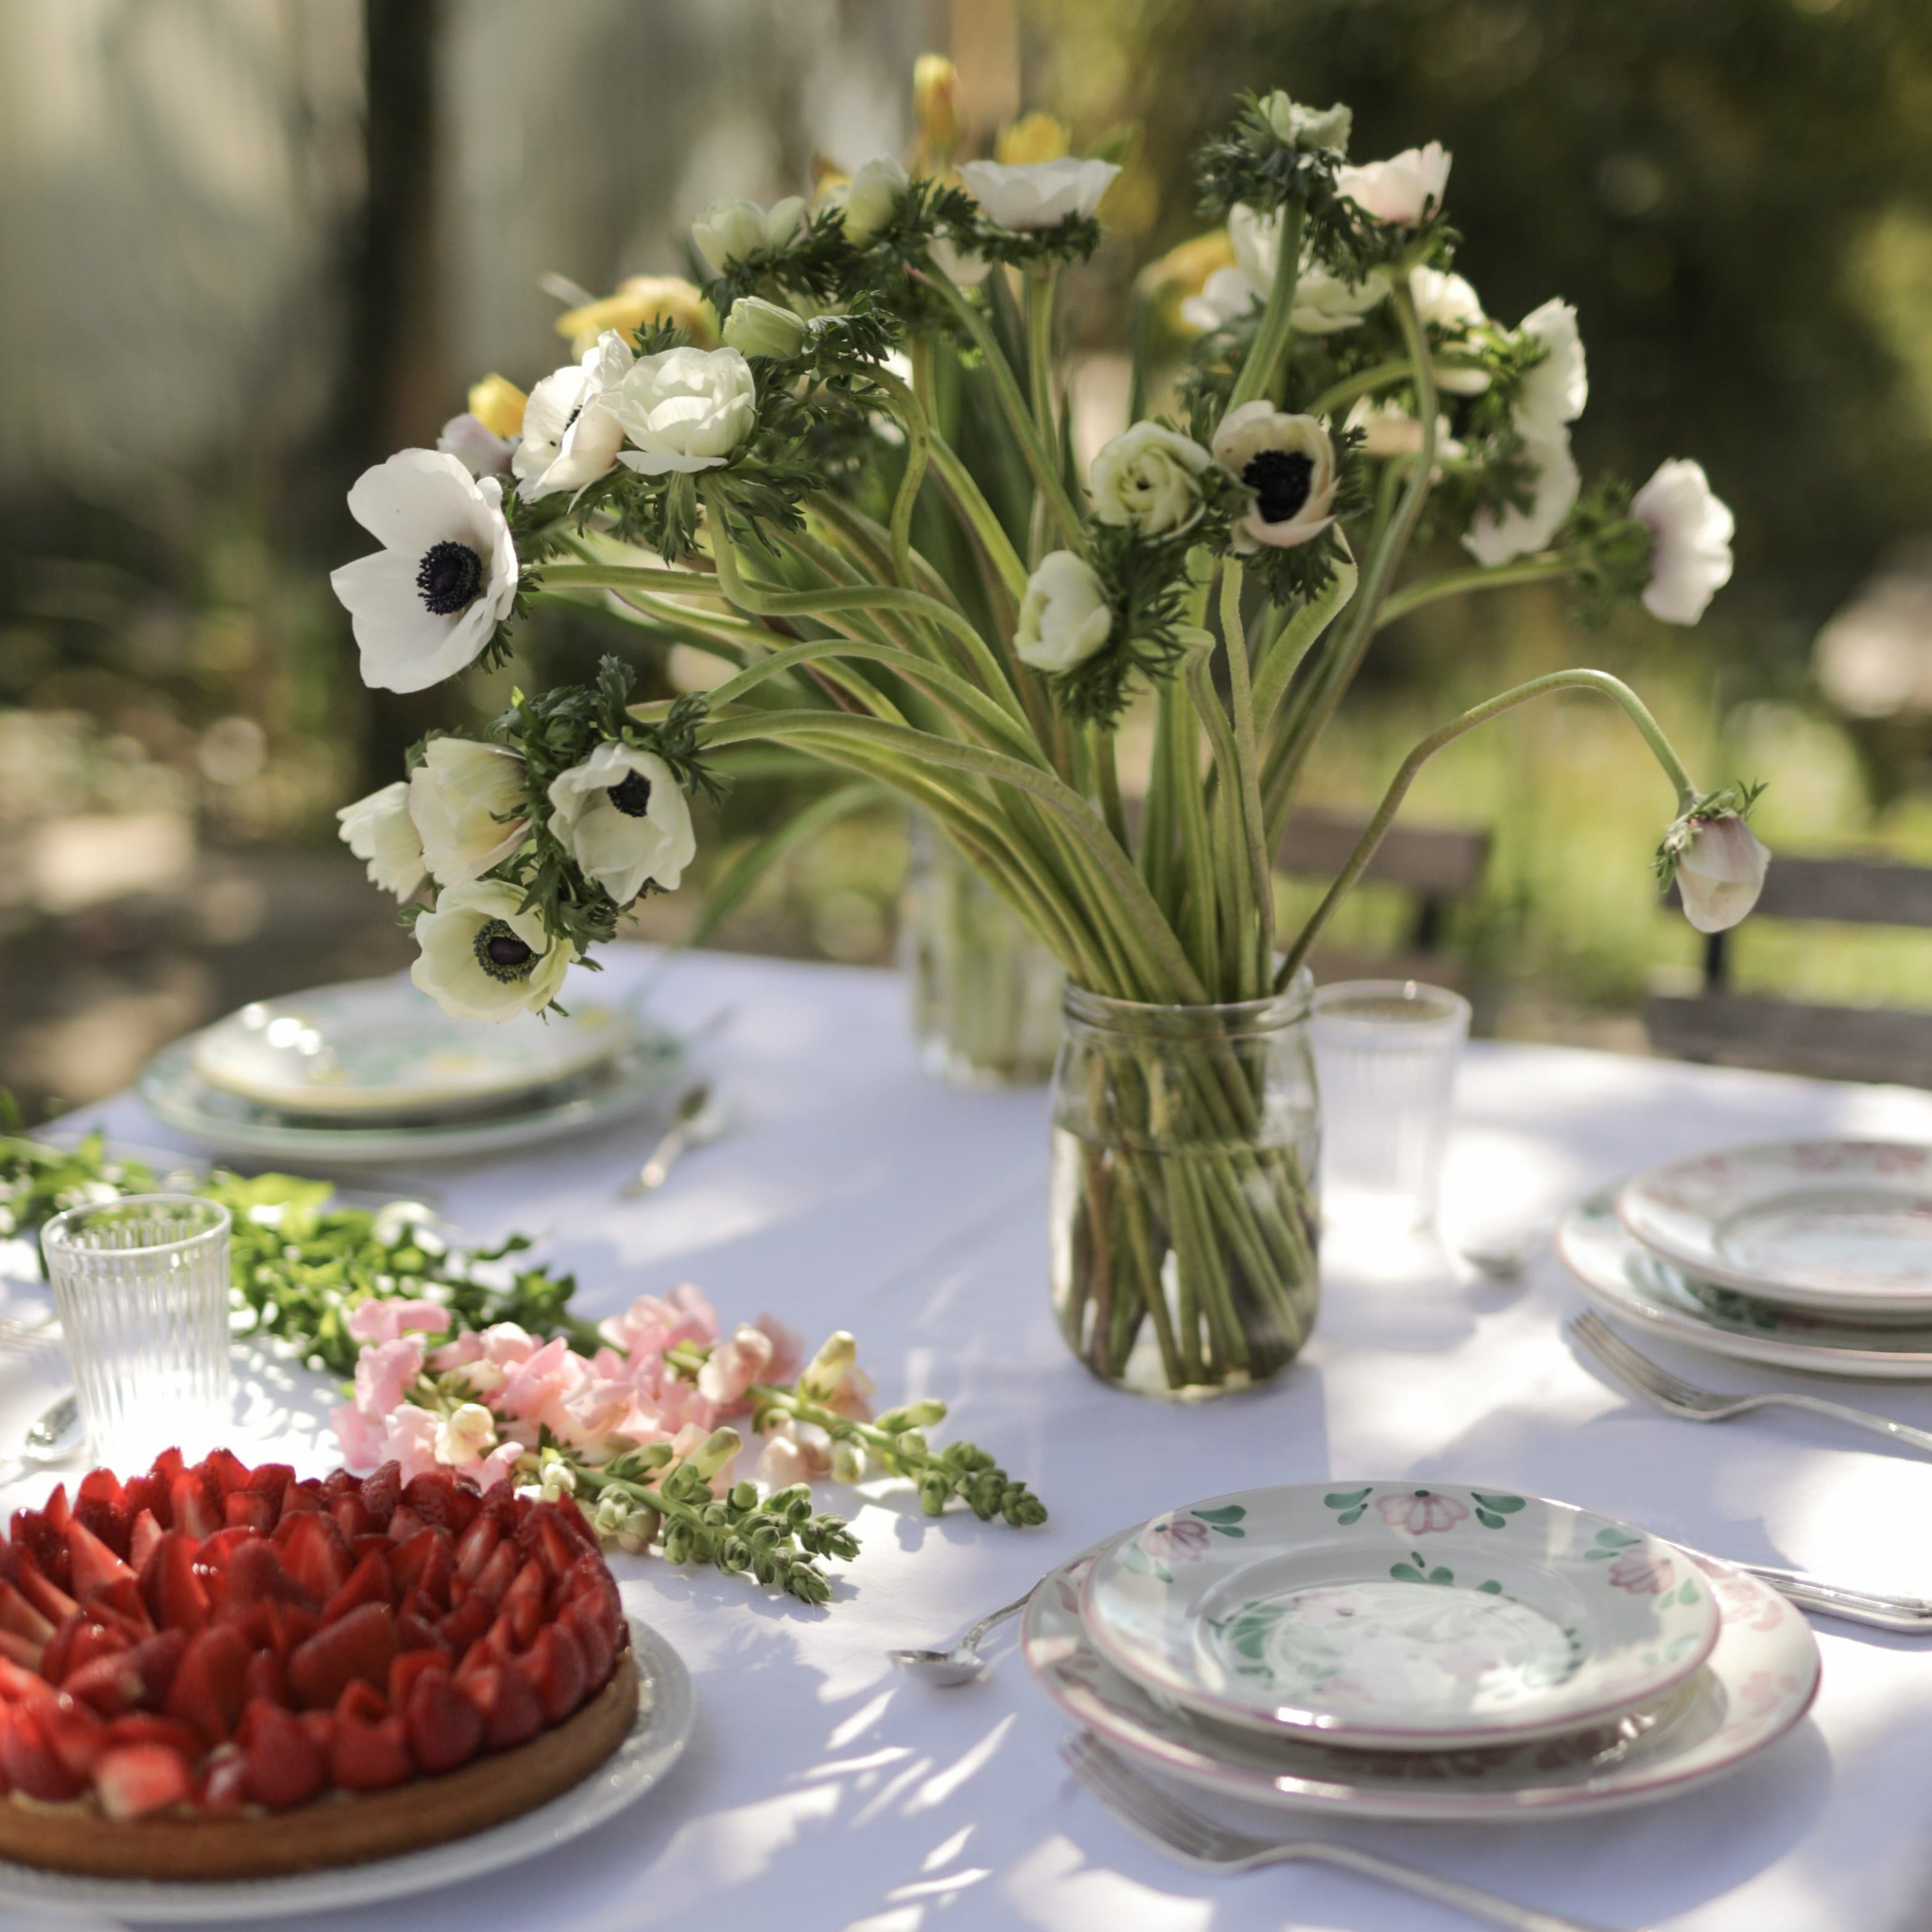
[332,71,1765,1399]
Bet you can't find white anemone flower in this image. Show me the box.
[1089,422,1212,538]
[330,450,518,695]
[511,332,632,500]
[611,346,757,475]
[1213,403,1338,552]
[1336,142,1452,226]
[435,412,513,478]
[1670,813,1770,934]
[1512,298,1588,439]
[1462,431,1580,567]
[958,157,1119,231]
[411,879,574,1022]
[1409,266,1491,395]
[1179,263,1256,333]
[1632,459,1735,625]
[1256,92,1352,155]
[546,741,696,906]
[409,737,529,887]
[336,781,425,899]
[929,231,991,287]
[1225,206,1386,334]
[691,195,805,273]
[1016,552,1113,673]
[825,159,909,245]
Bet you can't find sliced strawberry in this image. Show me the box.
[87,1575,154,1638]
[518,1508,577,1582]
[280,1479,326,1521]
[247,1463,295,1507]
[336,1678,388,1723]
[331,1708,411,1790]
[42,1483,71,1534]
[278,1513,353,1606]
[453,1637,493,1684]
[223,1540,316,1616]
[397,1605,444,1657]
[384,1504,427,1545]
[0,1654,54,1708]
[40,1611,81,1685]
[1,1704,84,1800]
[67,1618,131,1675]
[322,1551,394,1625]
[517,1620,587,1723]
[14,1549,76,1624]
[404,1667,482,1775]
[499,1559,547,1651]
[65,1518,135,1601]
[139,1532,209,1636]
[561,1551,624,1632]
[93,1740,191,1818]
[237,1697,326,1809]
[195,1524,255,1575]
[550,1492,600,1553]
[200,1740,247,1811]
[461,1662,544,1752]
[0,1629,44,1671]
[165,1623,250,1745]
[329,1492,372,1542]
[269,1601,322,1660]
[561,1600,615,1692]
[105,1711,204,1759]
[0,1580,54,1648]
[359,1462,402,1529]
[41,1692,109,1777]
[322,1468,358,1502]
[453,1512,500,1581]
[287,1601,400,1711]
[242,1648,288,1708]
[128,1508,165,1573]
[222,1490,276,1536]
[126,1627,187,1707]
[200,1449,253,1499]
[300,1707,334,1758]
[467,1538,519,1608]
[77,1466,124,1508]
[389,1527,453,1601]
[168,1472,222,1541]
[387,1648,445,1714]
[122,1473,170,1532]
[73,1499,131,1565]
[437,1591,494,1660]
[148,1447,187,1483]
[63,1651,144,1715]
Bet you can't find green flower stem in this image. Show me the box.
[1166,670,1221,993]
[912,426,1031,604]
[1250,536,1357,730]
[769,522,948,667]
[1225,201,1305,412]
[846,360,931,590]
[1026,262,1059,470]
[1305,353,1482,422]
[1218,561,1275,988]
[1093,723,1130,849]
[1140,677,1180,918]
[1373,555,1576,629]
[1278,668,1699,986]
[1182,640,1256,1001]
[804,486,973,623]
[921,269,1086,552]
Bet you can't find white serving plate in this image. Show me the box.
[1618,1140,1932,1319]
[1561,1188,1932,1380]
[1081,1482,1717,1750]
[1026,1541,1818,1822]
[192,975,639,1120]
[0,1617,691,1920]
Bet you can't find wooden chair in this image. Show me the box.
[1645,856,1932,1087]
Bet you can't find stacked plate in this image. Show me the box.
[1560,1139,1932,1379]
[1025,1481,1819,1821]
[138,973,683,1165]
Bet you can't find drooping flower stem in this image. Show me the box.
[1225,201,1305,413]
[1372,554,1576,629]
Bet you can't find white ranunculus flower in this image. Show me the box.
[337,780,425,899]
[1089,422,1212,538]
[1512,298,1588,439]
[1256,90,1352,155]
[827,158,910,245]
[1632,459,1735,625]
[411,879,574,1022]
[1462,430,1580,567]
[1671,814,1770,934]
[611,346,757,476]
[436,412,513,479]
[1212,402,1338,552]
[1336,142,1452,226]
[691,195,805,273]
[958,157,1120,231]
[546,740,696,906]
[511,332,633,500]
[1015,551,1113,673]
[1409,266,1491,395]
[330,450,519,694]
[409,737,529,887]
[721,297,810,361]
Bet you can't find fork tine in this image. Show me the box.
[1567,1311,1717,1410]
[1063,1734,1242,1865]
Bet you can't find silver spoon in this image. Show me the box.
[622,1084,730,1197]
[1458,1217,1554,1281]
[0,1394,82,1479]
[889,1587,1036,1686]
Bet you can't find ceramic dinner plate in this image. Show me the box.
[192,975,640,1120]
[1561,1188,1932,1380]
[1618,1140,1932,1319]
[1081,1483,1718,1750]
[1028,1541,1819,1822]
[0,1618,691,1922]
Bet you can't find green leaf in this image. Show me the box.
[1426,1566,1454,1587]
[1193,1505,1248,1524]
[1336,1505,1366,1525]
[1469,1492,1526,1516]
[1390,1562,1424,1583]
[1323,1488,1372,1510]
[1475,1510,1504,1530]
[1477,1579,1504,1595]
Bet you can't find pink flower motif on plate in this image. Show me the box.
[1607,1547,1674,1595]
[1375,1490,1471,1535]
[1141,1516,1213,1563]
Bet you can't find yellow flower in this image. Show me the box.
[466,373,527,439]
[913,53,962,164]
[554,276,717,358]
[996,112,1070,166]
[1135,228,1236,301]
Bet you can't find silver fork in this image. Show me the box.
[1567,1310,1932,1458]
[1063,1734,1627,1932]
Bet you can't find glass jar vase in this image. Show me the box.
[901,816,1063,1089]
[1049,975,1321,1399]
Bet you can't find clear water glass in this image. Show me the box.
[1311,980,1471,1233]
[40,1194,232,1469]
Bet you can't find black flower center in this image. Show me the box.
[562,404,583,436]
[1243,449,1314,525]
[606,770,654,817]
[472,917,535,982]
[416,540,485,616]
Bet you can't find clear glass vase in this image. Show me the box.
[900,816,1063,1089]
[1049,975,1322,1399]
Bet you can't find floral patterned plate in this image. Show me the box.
[1560,1188,1932,1379]
[1618,1139,1932,1319]
[1080,1483,1718,1750]
[1029,1541,1818,1822]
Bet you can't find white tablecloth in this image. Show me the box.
[14,945,1932,1932]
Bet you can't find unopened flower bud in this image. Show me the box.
[729,1479,759,1511]
[1665,810,1770,934]
[722,297,810,361]
[691,1426,742,1482]
[466,372,527,439]
[914,54,962,163]
[616,1507,660,1554]
[831,1442,867,1485]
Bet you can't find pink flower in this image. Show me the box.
[428,1322,542,1394]
[497,1335,597,1444]
[353,1335,428,1419]
[597,1283,719,1358]
[1141,1517,1212,1563]
[476,1441,524,1490]
[380,1405,445,1482]
[1607,1548,1674,1595]
[752,1312,805,1385]
[1375,1490,1470,1535]
[345,1299,450,1346]
[697,1324,776,1407]
[330,1401,389,1472]
[756,1419,832,1487]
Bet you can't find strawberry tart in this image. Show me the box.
[0,1448,637,1878]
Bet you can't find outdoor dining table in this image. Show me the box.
[8,942,1932,1932]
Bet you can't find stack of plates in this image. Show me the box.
[1560,1139,1932,1379]
[138,975,683,1164]
[1025,1481,1818,1820]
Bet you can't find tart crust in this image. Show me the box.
[0,1648,640,1881]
